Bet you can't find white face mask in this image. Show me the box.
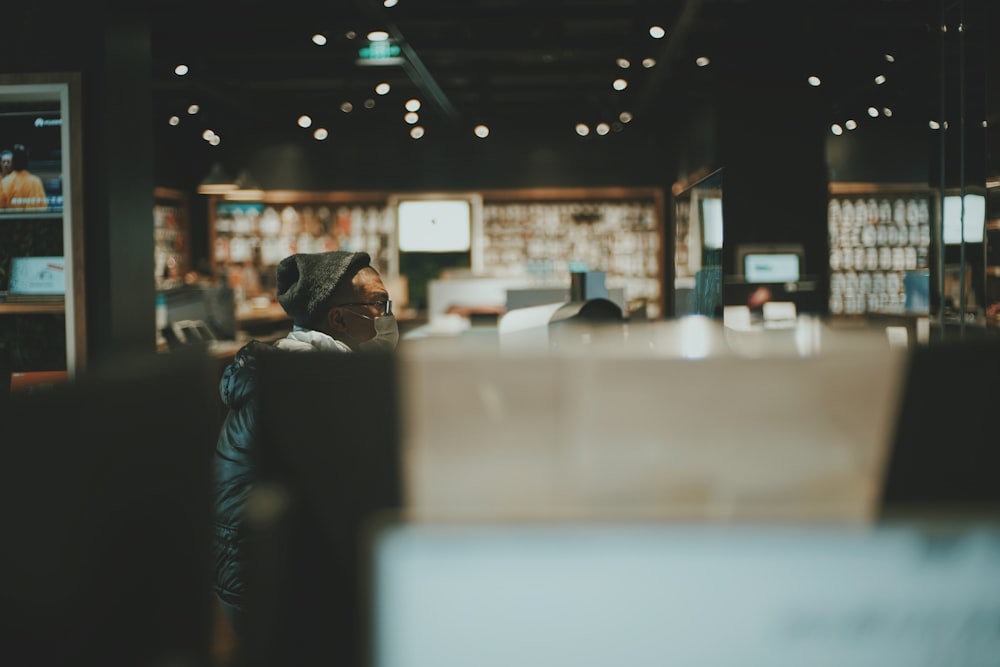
[358,313,399,352]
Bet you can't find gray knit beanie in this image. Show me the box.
[276,250,372,328]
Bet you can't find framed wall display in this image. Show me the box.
[0,73,85,381]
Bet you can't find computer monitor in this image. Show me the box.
[735,243,804,284]
[160,284,237,344]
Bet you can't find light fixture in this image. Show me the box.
[197,162,238,194]
[225,168,264,201]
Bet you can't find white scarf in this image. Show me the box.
[275,328,352,353]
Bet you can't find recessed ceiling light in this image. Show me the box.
[410,126,425,139]
[807,75,822,87]
[612,78,628,91]
[474,124,490,138]
[297,115,312,128]
[404,112,419,124]
[575,123,590,136]
[312,33,327,46]
[375,82,391,95]
[405,98,421,112]
[174,64,189,76]
[187,104,200,115]
[649,25,665,39]
[313,128,329,140]
[367,30,390,42]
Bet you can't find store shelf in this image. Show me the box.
[0,301,65,314]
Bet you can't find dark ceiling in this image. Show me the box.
[149,0,996,174]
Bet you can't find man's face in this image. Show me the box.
[1,156,11,173]
[335,267,390,348]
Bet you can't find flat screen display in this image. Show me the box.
[700,197,724,249]
[744,253,800,283]
[398,200,471,252]
[942,194,985,244]
[0,101,63,214]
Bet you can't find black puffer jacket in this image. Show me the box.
[213,340,273,615]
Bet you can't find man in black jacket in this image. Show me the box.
[212,250,397,644]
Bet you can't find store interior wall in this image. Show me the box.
[3,3,997,363]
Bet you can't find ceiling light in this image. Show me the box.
[410,126,425,139]
[313,128,329,141]
[619,111,633,123]
[575,123,590,137]
[642,58,656,68]
[695,56,710,67]
[405,98,421,112]
[474,124,490,138]
[174,64,189,76]
[404,112,419,124]
[364,98,376,109]
[807,75,821,87]
[831,124,844,136]
[312,33,327,46]
[208,135,221,146]
[168,115,180,126]
[596,123,610,136]
[375,82,391,95]
[649,25,665,39]
[197,162,237,194]
[874,74,886,85]
[884,53,895,63]
[616,58,631,69]
[929,120,941,130]
[867,107,879,117]
[187,104,200,115]
[845,119,857,130]
[367,30,389,42]
[340,102,354,113]
[297,115,312,128]
[201,129,216,141]
[383,0,398,6]
[883,107,893,117]
[612,78,628,91]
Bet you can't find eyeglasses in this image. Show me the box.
[335,299,392,316]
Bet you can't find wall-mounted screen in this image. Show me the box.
[700,197,724,250]
[0,100,63,213]
[398,199,471,252]
[942,194,985,244]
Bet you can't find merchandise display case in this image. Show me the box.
[154,186,190,291]
[206,187,664,319]
[0,73,85,383]
[827,183,935,318]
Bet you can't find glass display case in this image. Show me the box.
[0,72,85,383]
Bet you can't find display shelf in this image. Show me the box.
[0,301,65,314]
[827,183,935,317]
[206,187,664,317]
[154,186,190,290]
[0,73,85,377]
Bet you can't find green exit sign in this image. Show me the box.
[359,42,401,59]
